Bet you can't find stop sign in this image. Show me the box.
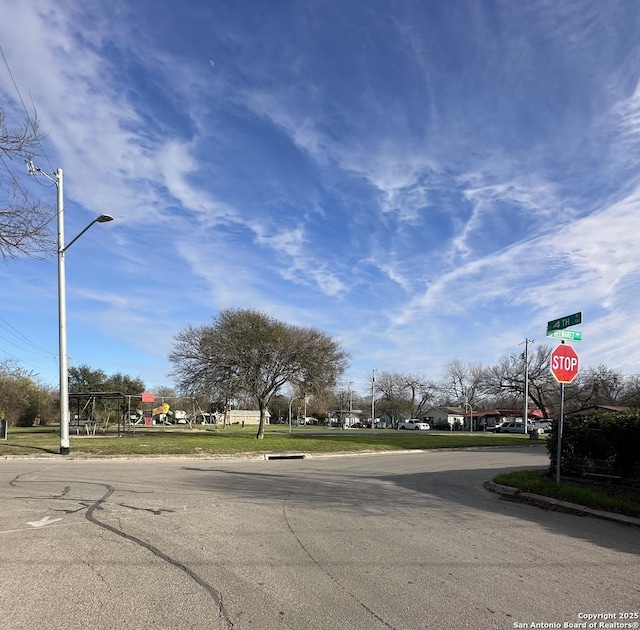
[550,343,579,383]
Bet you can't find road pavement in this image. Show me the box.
[1,447,638,629]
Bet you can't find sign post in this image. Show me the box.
[550,342,580,483]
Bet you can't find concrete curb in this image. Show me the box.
[484,480,640,528]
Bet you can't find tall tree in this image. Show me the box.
[403,374,437,417]
[482,346,557,417]
[169,309,349,439]
[441,360,487,407]
[374,371,410,424]
[0,104,52,259]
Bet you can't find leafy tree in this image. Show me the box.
[169,308,349,439]
[0,359,56,426]
[66,365,145,424]
[0,104,52,259]
[68,365,145,394]
[104,372,145,396]
[68,365,108,392]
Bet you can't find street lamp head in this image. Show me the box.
[97,214,114,223]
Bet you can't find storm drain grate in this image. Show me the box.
[264,453,306,460]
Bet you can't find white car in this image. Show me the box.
[398,419,430,431]
[495,421,527,434]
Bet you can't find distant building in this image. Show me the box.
[423,407,466,430]
[423,407,542,431]
[210,409,271,425]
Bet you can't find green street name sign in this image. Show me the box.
[546,329,582,342]
[546,311,582,334]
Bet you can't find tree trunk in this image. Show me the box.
[256,405,267,439]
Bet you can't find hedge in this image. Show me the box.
[546,410,640,485]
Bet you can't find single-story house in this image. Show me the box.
[423,407,466,430]
[211,409,271,425]
[423,407,543,431]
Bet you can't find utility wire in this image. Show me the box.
[0,43,55,172]
[0,315,56,357]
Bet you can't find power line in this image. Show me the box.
[0,315,56,357]
[0,43,54,171]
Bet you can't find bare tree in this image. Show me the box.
[572,364,626,408]
[482,346,557,417]
[169,309,349,439]
[440,360,487,407]
[372,371,434,424]
[621,375,640,408]
[374,371,412,425]
[402,374,437,417]
[0,105,53,259]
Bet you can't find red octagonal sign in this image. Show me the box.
[550,343,579,383]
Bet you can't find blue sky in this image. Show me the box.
[1,0,640,395]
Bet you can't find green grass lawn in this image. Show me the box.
[0,424,534,457]
[3,425,637,519]
[494,469,640,519]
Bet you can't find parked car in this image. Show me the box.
[398,419,430,431]
[531,420,551,433]
[495,421,527,434]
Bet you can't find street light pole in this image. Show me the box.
[56,168,71,454]
[303,394,307,425]
[47,167,114,454]
[461,396,472,432]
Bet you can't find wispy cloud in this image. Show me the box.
[2,0,640,390]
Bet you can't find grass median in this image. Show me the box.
[0,424,535,457]
[494,469,640,519]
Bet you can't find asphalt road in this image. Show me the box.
[1,447,638,630]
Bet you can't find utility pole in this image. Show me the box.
[288,396,299,434]
[371,368,376,429]
[56,169,70,453]
[520,338,535,434]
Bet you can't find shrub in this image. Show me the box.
[547,410,640,484]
